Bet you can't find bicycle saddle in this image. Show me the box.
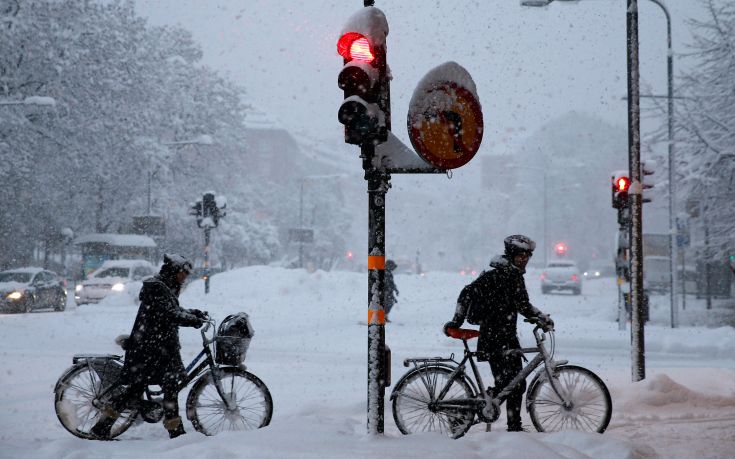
[445,327,480,340]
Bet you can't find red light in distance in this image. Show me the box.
[555,243,567,255]
[337,32,374,63]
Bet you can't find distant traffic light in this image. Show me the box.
[555,242,568,256]
[612,171,631,209]
[641,160,656,204]
[337,11,389,146]
[188,199,203,227]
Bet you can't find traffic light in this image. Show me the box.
[188,200,203,227]
[612,172,631,209]
[213,196,226,226]
[202,192,216,224]
[337,9,389,146]
[641,160,656,203]
[555,242,568,256]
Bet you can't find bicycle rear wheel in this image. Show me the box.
[526,365,612,433]
[186,367,273,436]
[391,365,475,439]
[54,363,137,439]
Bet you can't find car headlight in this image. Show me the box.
[75,284,83,292]
[111,283,125,292]
[7,291,22,300]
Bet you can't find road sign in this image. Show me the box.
[289,228,314,243]
[407,62,483,170]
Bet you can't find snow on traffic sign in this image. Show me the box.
[407,62,483,170]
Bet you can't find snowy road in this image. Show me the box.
[1,266,734,458]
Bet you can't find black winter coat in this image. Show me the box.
[120,274,202,385]
[454,255,541,360]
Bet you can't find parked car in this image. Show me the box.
[75,259,156,305]
[541,260,582,295]
[0,267,67,313]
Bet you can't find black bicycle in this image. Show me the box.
[54,313,273,439]
[391,318,612,438]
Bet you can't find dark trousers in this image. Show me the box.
[98,372,182,430]
[487,340,526,431]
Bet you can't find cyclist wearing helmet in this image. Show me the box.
[90,254,208,440]
[444,235,553,432]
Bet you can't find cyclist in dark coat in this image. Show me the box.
[444,235,553,432]
[90,254,207,440]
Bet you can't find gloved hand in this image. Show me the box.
[193,317,206,329]
[190,309,209,320]
[537,313,554,332]
[443,321,461,337]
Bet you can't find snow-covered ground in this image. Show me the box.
[1,266,734,458]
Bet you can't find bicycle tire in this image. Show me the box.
[526,365,612,433]
[391,365,476,439]
[54,363,137,439]
[186,367,273,436]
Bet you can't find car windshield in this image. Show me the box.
[0,272,32,283]
[94,267,130,278]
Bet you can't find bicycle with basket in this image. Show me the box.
[54,312,273,439]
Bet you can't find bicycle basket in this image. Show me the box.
[215,312,254,366]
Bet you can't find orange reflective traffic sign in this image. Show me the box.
[408,63,483,170]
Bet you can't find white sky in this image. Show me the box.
[134,0,706,156]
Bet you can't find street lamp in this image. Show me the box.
[522,0,678,329]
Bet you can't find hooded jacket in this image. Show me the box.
[453,255,541,359]
[119,270,202,385]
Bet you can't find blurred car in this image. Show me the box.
[0,267,67,313]
[583,262,615,280]
[75,259,156,305]
[541,260,582,295]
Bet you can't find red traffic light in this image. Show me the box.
[555,242,568,255]
[615,176,630,192]
[337,32,374,63]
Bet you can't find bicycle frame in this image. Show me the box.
[401,326,569,419]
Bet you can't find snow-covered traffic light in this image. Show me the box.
[337,7,389,146]
[189,199,204,227]
[641,160,655,204]
[612,171,631,209]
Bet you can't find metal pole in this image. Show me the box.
[543,172,548,267]
[647,0,677,329]
[299,180,304,269]
[365,145,387,435]
[704,203,712,309]
[204,227,210,294]
[627,0,645,382]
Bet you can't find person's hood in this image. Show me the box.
[489,254,525,274]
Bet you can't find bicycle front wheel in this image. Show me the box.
[186,367,273,436]
[391,365,475,439]
[527,365,612,433]
[54,363,137,439]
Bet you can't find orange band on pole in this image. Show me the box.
[368,309,385,325]
[367,255,385,270]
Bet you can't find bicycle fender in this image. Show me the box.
[390,364,479,400]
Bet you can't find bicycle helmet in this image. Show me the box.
[504,234,536,257]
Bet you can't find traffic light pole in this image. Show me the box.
[364,144,388,435]
[627,0,645,382]
[204,226,211,294]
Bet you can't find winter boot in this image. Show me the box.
[164,417,186,439]
[89,416,116,440]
